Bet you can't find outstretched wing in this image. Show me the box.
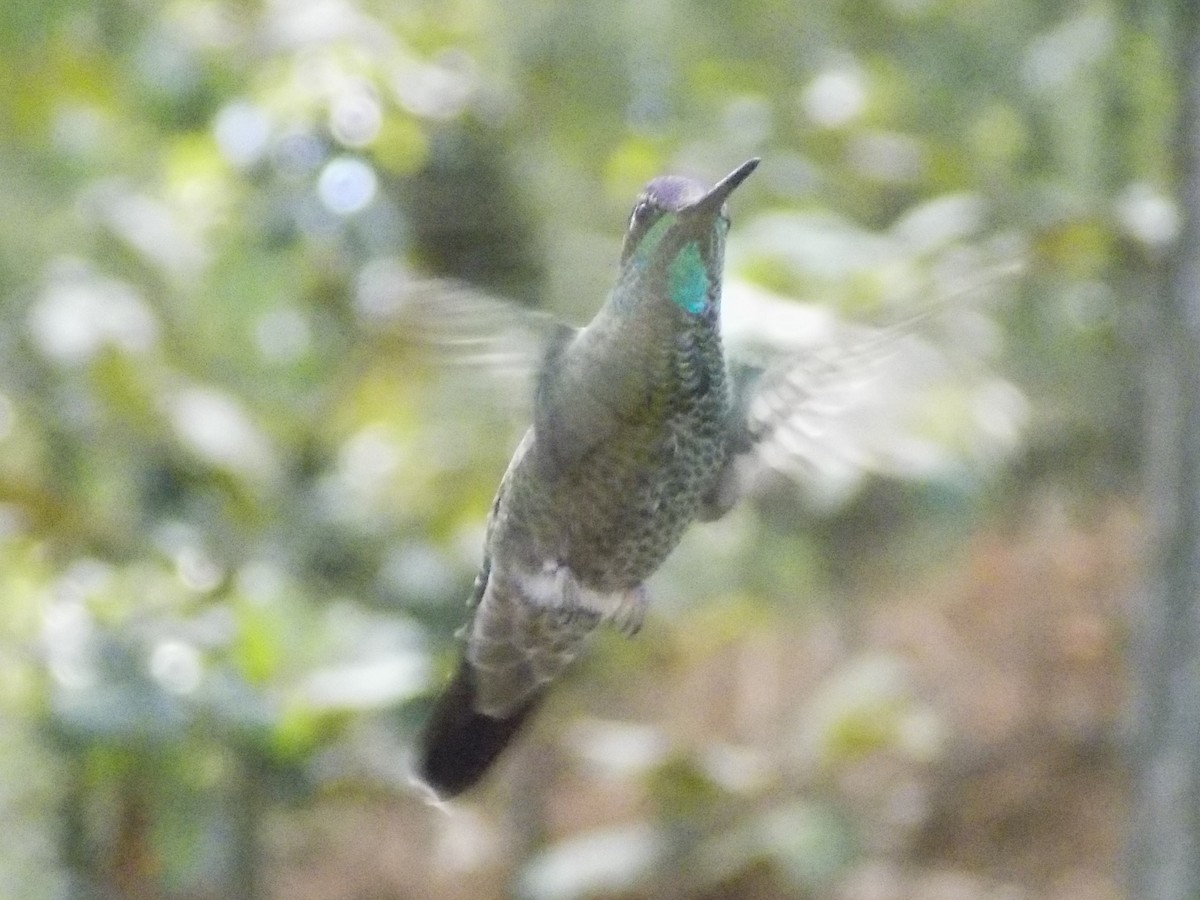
[355,264,571,417]
[717,276,1027,511]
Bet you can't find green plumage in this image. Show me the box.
[522,269,730,588]
[417,159,759,798]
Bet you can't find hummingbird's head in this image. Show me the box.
[619,158,759,317]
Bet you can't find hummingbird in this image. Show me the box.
[410,159,1022,798]
[416,158,762,798]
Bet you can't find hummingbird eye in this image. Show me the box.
[630,200,656,232]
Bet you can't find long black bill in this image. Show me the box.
[689,157,760,217]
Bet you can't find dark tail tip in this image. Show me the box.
[415,660,542,799]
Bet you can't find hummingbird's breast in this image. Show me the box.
[560,386,728,589]
[497,323,730,593]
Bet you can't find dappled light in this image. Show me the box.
[0,0,1174,897]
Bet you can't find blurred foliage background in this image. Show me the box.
[0,0,1174,898]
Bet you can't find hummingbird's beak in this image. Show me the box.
[689,158,760,218]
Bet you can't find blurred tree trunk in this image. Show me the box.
[1130,3,1200,897]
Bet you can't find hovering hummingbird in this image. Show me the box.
[411,158,1020,798]
[415,159,762,797]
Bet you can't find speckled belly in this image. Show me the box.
[541,403,727,590]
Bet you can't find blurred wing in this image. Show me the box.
[722,281,1028,509]
[354,262,571,412]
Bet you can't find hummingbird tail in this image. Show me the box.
[415,659,543,799]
